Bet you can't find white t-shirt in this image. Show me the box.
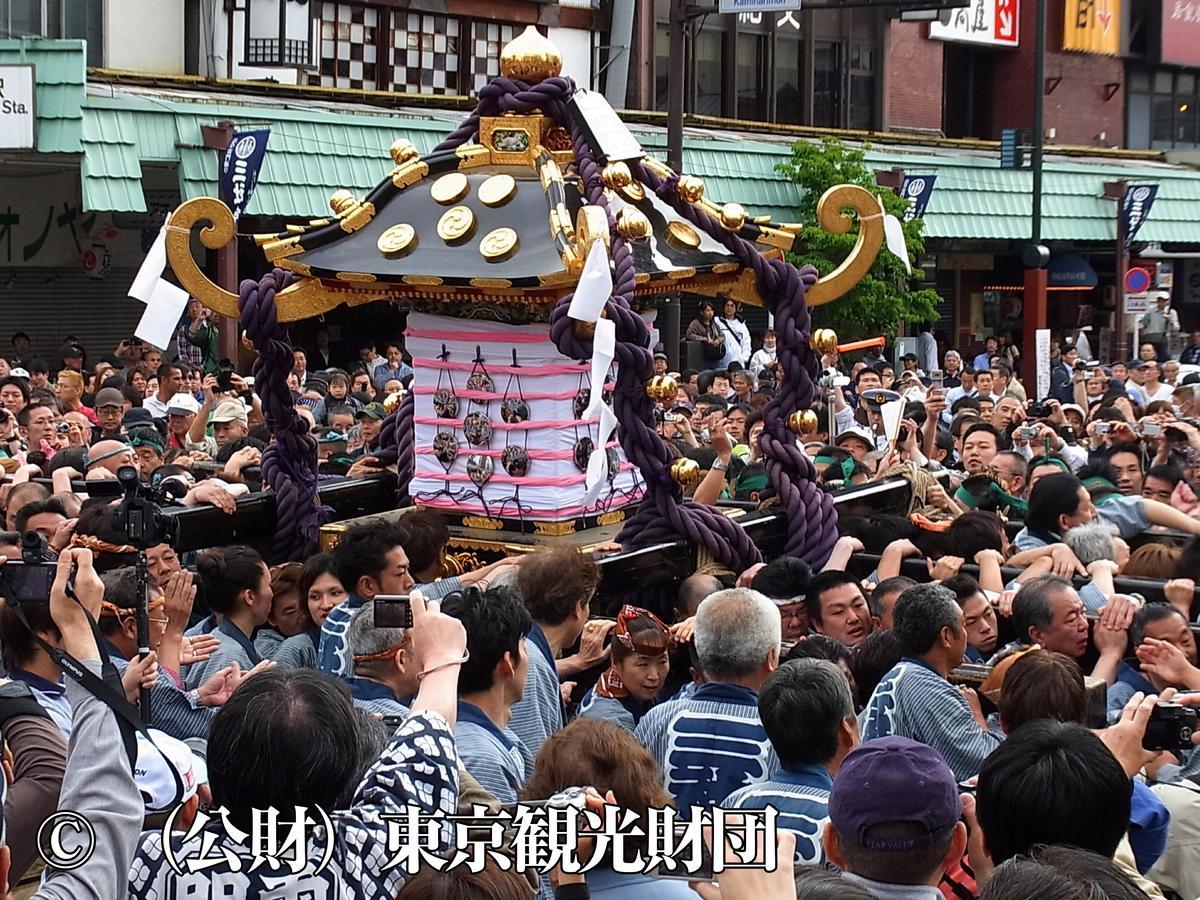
[1144,381,1175,403]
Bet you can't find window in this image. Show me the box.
[0,0,102,66]
[736,33,766,121]
[848,41,874,130]
[813,40,842,128]
[307,2,517,97]
[312,2,379,90]
[776,33,802,124]
[693,29,723,116]
[1127,66,1200,149]
[394,13,460,95]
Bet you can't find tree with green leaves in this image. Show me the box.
[776,136,940,343]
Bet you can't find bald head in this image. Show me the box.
[87,440,135,477]
[677,573,724,620]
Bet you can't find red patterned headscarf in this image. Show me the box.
[594,604,670,699]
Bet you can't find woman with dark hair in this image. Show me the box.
[523,718,696,899]
[577,606,670,732]
[183,545,272,689]
[685,300,725,363]
[271,554,348,669]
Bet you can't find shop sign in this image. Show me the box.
[721,0,800,13]
[1124,293,1151,314]
[0,65,35,150]
[1063,0,1119,54]
[1163,0,1200,65]
[930,0,1019,46]
[0,171,142,267]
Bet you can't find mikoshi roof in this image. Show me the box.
[165,28,883,323]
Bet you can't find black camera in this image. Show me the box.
[110,466,182,553]
[373,594,413,629]
[1142,701,1199,751]
[1026,403,1052,419]
[215,360,237,394]
[0,531,57,605]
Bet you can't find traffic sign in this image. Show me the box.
[1124,293,1150,314]
[1124,267,1151,294]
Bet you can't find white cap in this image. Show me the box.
[165,392,201,415]
[134,728,204,812]
[835,425,875,447]
[9,367,29,378]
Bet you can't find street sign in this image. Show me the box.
[1124,293,1151,314]
[1124,267,1152,294]
[930,0,1019,45]
[720,0,800,11]
[0,65,36,150]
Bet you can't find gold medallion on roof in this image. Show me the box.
[438,206,477,244]
[480,227,519,262]
[431,172,470,205]
[666,221,701,250]
[478,174,517,208]
[377,223,417,256]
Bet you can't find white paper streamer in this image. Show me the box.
[128,213,171,304]
[568,240,613,322]
[882,211,911,275]
[135,279,189,347]
[582,403,620,504]
[584,318,616,419]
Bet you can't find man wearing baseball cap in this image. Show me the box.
[352,402,386,458]
[824,736,967,899]
[208,399,250,449]
[92,386,128,442]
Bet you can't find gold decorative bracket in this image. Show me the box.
[805,185,885,306]
[164,197,240,318]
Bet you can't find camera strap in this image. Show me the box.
[8,593,185,808]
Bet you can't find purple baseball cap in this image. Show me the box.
[828,736,962,851]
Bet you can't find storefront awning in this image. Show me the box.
[1047,253,1099,288]
[46,78,1200,244]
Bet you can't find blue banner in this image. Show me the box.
[1121,183,1158,249]
[900,174,936,222]
[220,129,270,220]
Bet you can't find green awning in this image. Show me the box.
[0,39,85,154]
[60,81,1200,243]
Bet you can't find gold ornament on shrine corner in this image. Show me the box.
[477,174,517,208]
[810,329,840,355]
[390,139,420,165]
[666,221,701,250]
[383,392,402,414]
[670,457,702,488]
[499,25,563,83]
[431,172,470,205]
[676,175,705,203]
[617,207,653,241]
[480,227,520,262]
[601,161,633,190]
[788,410,819,436]
[645,375,678,403]
[329,189,357,214]
[438,206,476,244]
[377,223,417,256]
[719,203,748,232]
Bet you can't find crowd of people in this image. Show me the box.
[1,305,1200,900]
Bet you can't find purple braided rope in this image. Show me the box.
[372,390,415,506]
[238,269,334,561]
[632,162,839,567]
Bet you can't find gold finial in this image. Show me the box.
[616,207,652,241]
[601,161,633,190]
[677,175,705,203]
[499,26,563,83]
[390,139,419,165]
[329,189,357,214]
[719,202,748,232]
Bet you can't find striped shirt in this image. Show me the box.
[635,682,777,814]
[181,618,261,691]
[861,657,1003,782]
[273,630,320,669]
[345,676,411,719]
[253,627,286,661]
[577,689,650,733]
[455,700,530,804]
[508,623,564,758]
[723,764,833,867]
[103,641,214,741]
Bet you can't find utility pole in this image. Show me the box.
[1104,181,1130,361]
[1022,0,1049,395]
[201,121,241,363]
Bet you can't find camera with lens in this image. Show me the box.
[110,465,182,553]
[0,531,56,605]
[215,360,237,394]
[1026,402,1051,419]
[1142,701,1199,751]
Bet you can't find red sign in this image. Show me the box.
[1124,267,1152,293]
[995,0,1018,42]
[1162,0,1200,65]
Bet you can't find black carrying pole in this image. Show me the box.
[135,548,152,723]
